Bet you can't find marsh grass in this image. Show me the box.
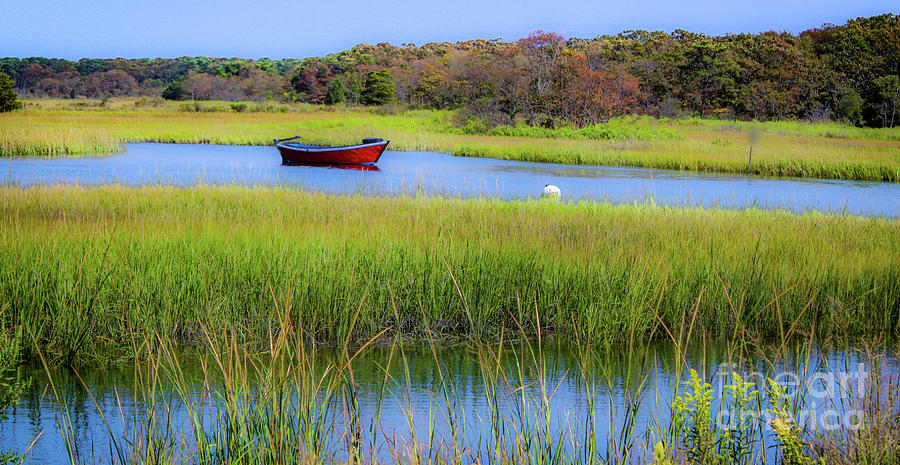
[1,185,897,366]
[464,118,684,141]
[679,117,900,142]
[0,125,121,157]
[29,292,900,465]
[3,99,899,181]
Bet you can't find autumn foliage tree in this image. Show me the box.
[568,66,642,124]
[290,60,332,103]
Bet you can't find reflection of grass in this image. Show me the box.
[34,302,900,464]
[2,185,897,364]
[2,98,899,181]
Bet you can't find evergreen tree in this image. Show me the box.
[0,72,21,112]
[361,70,397,105]
[835,88,863,125]
[161,80,185,100]
[873,75,899,128]
[346,75,363,104]
[324,78,346,105]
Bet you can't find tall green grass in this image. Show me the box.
[1,185,897,365]
[679,117,900,141]
[31,309,900,464]
[453,115,684,141]
[0,125,121,157]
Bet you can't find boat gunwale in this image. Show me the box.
[276,140,389,153]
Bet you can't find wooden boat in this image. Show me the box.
[274,136,389,165]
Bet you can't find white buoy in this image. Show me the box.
[542,183,561,199]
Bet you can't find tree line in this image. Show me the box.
[1,13,897,127]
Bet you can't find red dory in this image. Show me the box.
[274,136,389,165]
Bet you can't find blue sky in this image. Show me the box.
[1,0,896,59]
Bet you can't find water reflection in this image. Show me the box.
[2,143,897,217]
[1,340,892,463]
[282,161,380,171]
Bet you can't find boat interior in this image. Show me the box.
[281,138,385,150]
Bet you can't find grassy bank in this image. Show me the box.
[2,98,899,181]
[0,185,897,365]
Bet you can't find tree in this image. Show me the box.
[361,69,397,105]
[346,75,363,104]
[518,31,566,97]
[240,68,286,102]
[835,88,863,125]
[0,72,21,112]
[77,70,139,98]
[290,60,333,103]
[161,80,185,100]
[569,67,642,124]
[324,78,346,105]
[75,58,107,76]
[181,71,228,100]
[873,74,899,128]
[20,63,52,95]
[413,63,452,108]
[213,60,247,78]
[677,38,740,114]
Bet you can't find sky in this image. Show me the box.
[1,0,896,60]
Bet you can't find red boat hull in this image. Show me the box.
[276,140,388,165]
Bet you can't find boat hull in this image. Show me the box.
[276,141,389,165]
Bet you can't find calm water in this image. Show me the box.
[2,143,898,217]
[0,342,891,463]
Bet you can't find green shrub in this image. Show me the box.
[362,69,397,105]
[161,80,185,101]
[0,72,22,113]
[767,380,824,465]
[324,78,346,105]
[178,102,199,112]
[673,369,718,463]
